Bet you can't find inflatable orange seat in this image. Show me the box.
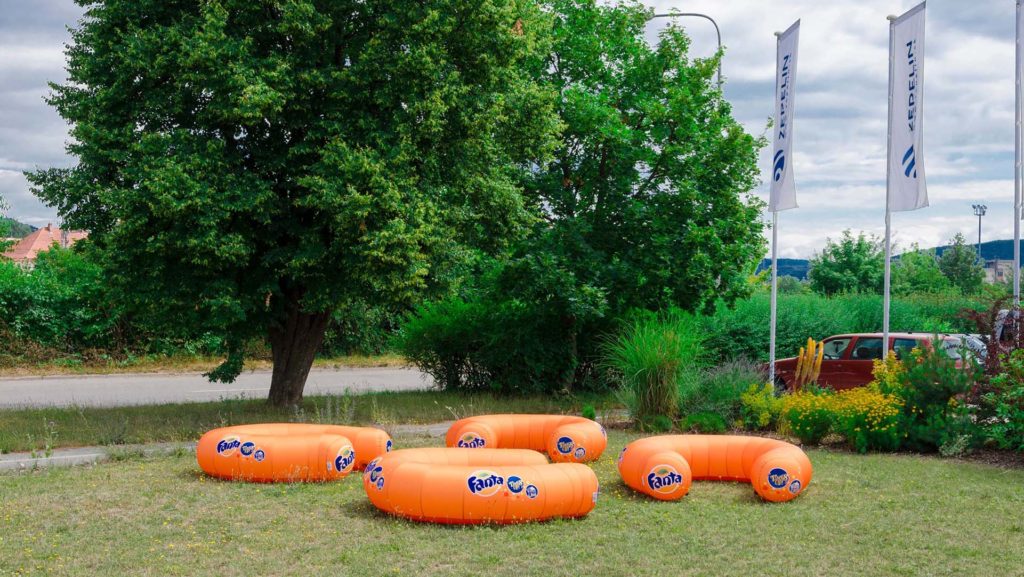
[617,435,812,502]
[197,423,392,482]
[363,448,599,524]
[445,414,607,463]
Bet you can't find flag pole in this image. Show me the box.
[769,30,782,387]
[769,211,779,385]
[883,14,897,349]
[1015,0,1021,307]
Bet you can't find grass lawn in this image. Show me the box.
[0,353,407,378]
[0,390,619,453]
[2,431,1023,576]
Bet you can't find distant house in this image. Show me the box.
[984,259,1017,285]
[2,224,88,268]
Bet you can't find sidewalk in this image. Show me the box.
[0,420,456,473]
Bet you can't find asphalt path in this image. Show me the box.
[0,367,433,408]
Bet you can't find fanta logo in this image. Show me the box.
[507,475,524,494]
[556,436,574,454]
[574,447,586,460]
[647,465,684,494]
[788,479,802,494]
[457,432,486,449]
[386,439,393,452]
[467,470,504,496]
[525,485,539,499]
[334,446,356,473]
[240,441,255,457]
[216,436,241,456]
[768,468,790,489]
[375,477,385,491]
[253,449,265,462]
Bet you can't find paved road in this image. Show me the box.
[0,367,433,408]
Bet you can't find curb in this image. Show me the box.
[0,442,195,472]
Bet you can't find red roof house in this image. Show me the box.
[2,224,88,266]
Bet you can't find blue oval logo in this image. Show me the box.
[385,439,393,452]
[789,479,802,494]
[525,485,539,499]
[573,447,586,460]
[240,441,255,457]
[507,475,524,494]
[768,468,789,489]
[253,449,265,462]
[556,436,574,455]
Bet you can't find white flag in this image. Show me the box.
[887,3,928,212]
[769,20,800,212]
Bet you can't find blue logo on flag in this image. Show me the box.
[773,150,786,182]
[902,146,917,178]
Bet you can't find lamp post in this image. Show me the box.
[972,204,987,260]
[648,11,723,88]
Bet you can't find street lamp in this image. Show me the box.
[648,11,723,89]
[972,204,987,260]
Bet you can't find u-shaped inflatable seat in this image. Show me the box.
[363,448,599,524]
[617,435,812,502]
[445,414,607,463]
[197,423,393,482]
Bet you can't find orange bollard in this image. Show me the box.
[617,435,813,502]
[445,414,607,463]
[363,448,600,524]
[196,423,392,483]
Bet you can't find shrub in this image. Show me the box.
[681,358,765,423]
[832,387,903,453]
[681,412,727,434]
[740,383,782,430]
[602,311,705,425]
[880,341,980,452]
[981,349,1024,451]
[779,390,834,445]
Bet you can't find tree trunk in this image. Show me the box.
[267,297,331,408]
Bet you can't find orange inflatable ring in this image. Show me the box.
[445,414,607,463]
[197,423,393,482]
[617,435,812,502]
[362,448,599,524]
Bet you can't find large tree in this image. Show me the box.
[29,0,560,406]
[939,233,985,295]
[892,244,950,295]
[807,230,884,296]
[522,0,765,315]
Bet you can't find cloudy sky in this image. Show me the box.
[0,1,1019,258]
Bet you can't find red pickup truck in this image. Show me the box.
[773,332,966,391]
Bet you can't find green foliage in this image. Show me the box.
[740,383,781,430]
[602,311,705,425]
[776,275,807,295]
[807,230,885,296]
[398,254,606,394]
[680,411,727,434]
[939,233,985,295]
[779,390,833,445]
[702,291,982,364]
[877,340,980,452]
[581,404,596,420]
[30,0,561,403]
[522,0,765,319]
[680,358,764,423]
[981,349,1024,451]
[831,387,904,453]
[892,245,951,296]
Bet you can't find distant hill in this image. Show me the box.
[933,238,1022,261]
[0,217,37,239]
[758,238,1022,282]
[756,258,810,280]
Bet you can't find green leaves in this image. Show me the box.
[31,0,560,388]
